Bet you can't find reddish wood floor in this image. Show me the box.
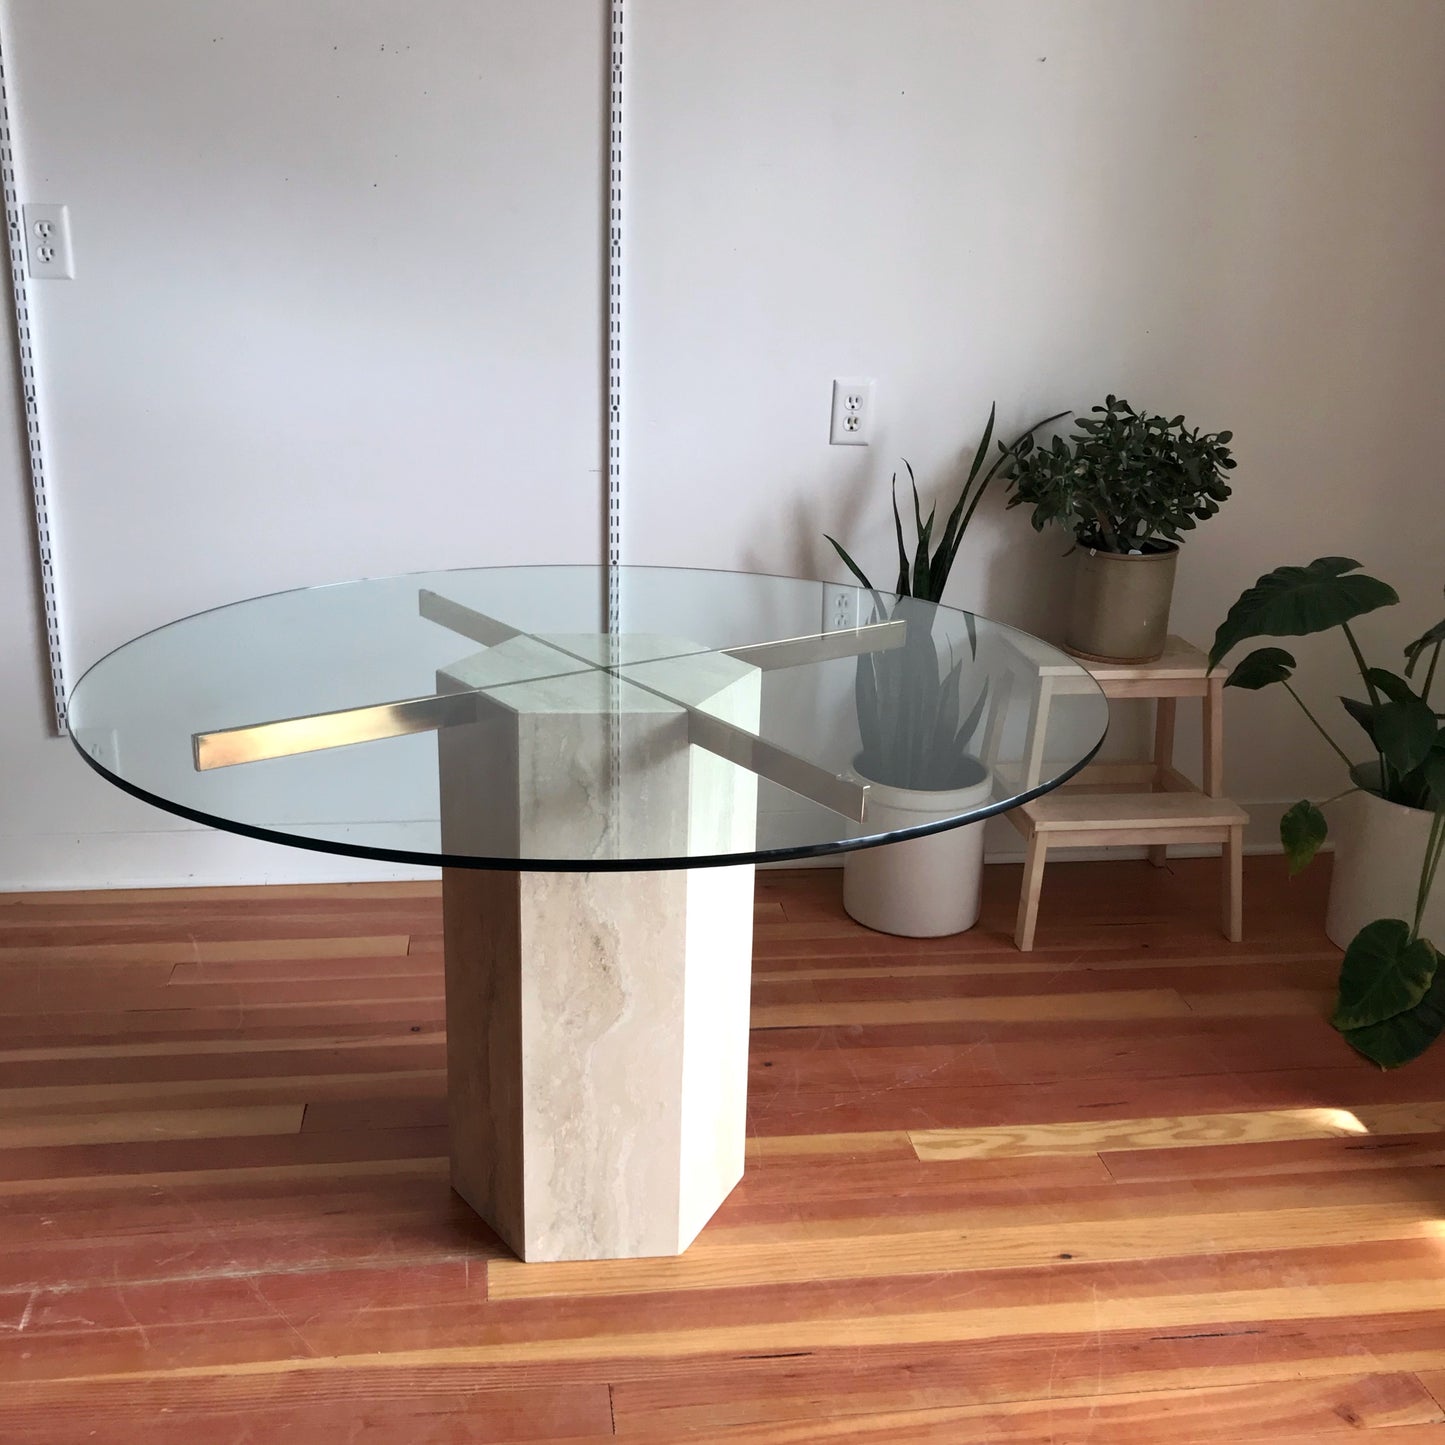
[3,856,1445,1442]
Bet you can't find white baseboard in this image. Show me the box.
[0,828,438,893]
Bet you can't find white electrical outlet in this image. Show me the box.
[23,204,75,279]
[821,581,861,633]
[829,378,874,446]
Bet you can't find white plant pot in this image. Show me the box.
[1325,787,1445,950]
[842,763,994,938]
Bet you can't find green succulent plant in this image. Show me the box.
[1007,396,1236,554]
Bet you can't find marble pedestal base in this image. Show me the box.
[442,861,754,1261]
[437,635,760,1261]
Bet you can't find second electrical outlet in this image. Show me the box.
[829,378,875,446]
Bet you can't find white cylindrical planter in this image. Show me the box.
[843,764,994,938]
[1325,787,1444,950]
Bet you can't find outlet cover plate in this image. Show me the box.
[23,203,75,279]
[830,378,874,446]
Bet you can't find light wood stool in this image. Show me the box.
[1008,636,1247,951]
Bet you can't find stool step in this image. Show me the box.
[1024,791,1248,834]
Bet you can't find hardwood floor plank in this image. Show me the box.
[0,1153,449,1199]
[751,988,1194,1028]
[0,1068,445,1115]
[611,1372,1443,1441]
[0,1374,610,1445]
[0,1103,305,1149]
[0,935,412,967]
[1100,1132,1445,1182]
[0,1123,449,1184]
[910,1101,1445,1161]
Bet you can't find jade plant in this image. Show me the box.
[1007,396,1236,553]
[1209,558,1445,1067]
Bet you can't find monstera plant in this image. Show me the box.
[1210,558,1445,1068]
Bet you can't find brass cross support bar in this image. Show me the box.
[195,686,867,821]
[685,710,867,823]
[193,692,478,771]
[722,619,906,671]
[418,589,524,648]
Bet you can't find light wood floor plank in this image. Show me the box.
[910,1101,1445,1160]
[752,988,1193,1028]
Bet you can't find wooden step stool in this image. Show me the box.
[1008,636,1247,951]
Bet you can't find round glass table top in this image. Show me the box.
[67,566,1109,870]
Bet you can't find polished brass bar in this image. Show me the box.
[418,589,524,648]
[722,619,906,672]
[685,709,868,822]
[193,692,477,771]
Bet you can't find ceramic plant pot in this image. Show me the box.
[842,757,994,938]
[1325,785,1444,950]
[1065,544,1179,664]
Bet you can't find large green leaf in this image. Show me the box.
[1208,558,1398,669]
[1364,668,1417,705]
[1340,943,1445,1069]
[932,404,996,597]
[1224,647,1296,691]
[1341,695,1379,751]
[890,478,912,598]
[1279,799,1327,875]
[1332,918,1438,1031]
[825,535,874,593]
[1374,692,1439,776]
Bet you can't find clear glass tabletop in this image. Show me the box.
[67,566,1109,869]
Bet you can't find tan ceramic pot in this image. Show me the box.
[1064,544,1179,664]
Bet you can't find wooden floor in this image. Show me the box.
[3,857,1445,1442]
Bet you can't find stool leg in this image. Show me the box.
[1204,678,1225,797]
[1222,824,1243,942]
[1149,697,1177,868]
[1015,833,1048,952]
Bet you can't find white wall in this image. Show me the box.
[0,0,606,886]
[624,0,1445,854]
[2,0,1442,888]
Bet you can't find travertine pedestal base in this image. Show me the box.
[438,636,759,1261]
[442,862,753,1261]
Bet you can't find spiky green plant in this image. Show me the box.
[823,405,1065,790]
